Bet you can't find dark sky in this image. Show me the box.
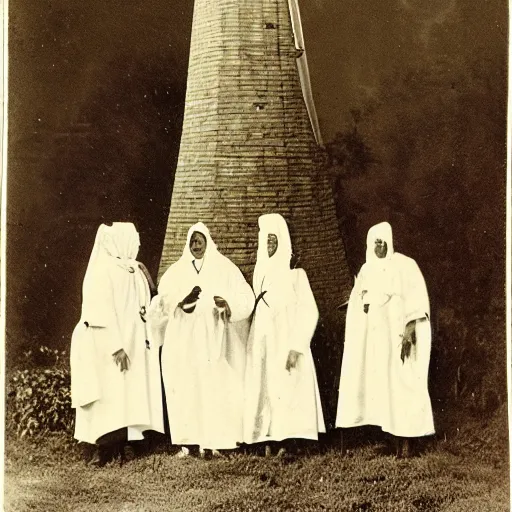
[301,0,506,135]
[6,0,508,362]
[9,0,506,139]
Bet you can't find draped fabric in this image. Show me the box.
[288,0,323,146]
[149,222,254,449]
[244,214,325,443]
[71,223,164,444]
[336,222,435,437]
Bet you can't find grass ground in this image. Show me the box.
[4,405,510,512]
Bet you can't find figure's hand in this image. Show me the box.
[181,286,202,307]
[113,349,130,372]
[285,350,302,372]
[400,321,416,363]
[214,296,231,318]
[363,304,370,314]
[404,320,416,340]
[400,339,411,363]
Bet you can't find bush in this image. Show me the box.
[6,346,73,437]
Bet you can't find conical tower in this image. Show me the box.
[160,0,351,337]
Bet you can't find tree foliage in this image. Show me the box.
[7,49,186,365]
[6,347,73,437]
[328,54,507,409]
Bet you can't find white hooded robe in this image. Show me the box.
[149,222,254,450]
[335,222,435,437]
[244,213,325,444]
[71,223,164,445]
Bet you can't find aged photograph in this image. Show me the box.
[3,0,509,510]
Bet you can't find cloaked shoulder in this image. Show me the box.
[291,266,307,277]
[218,251,243,271]
[289,267,319,351]
[356,262,368,277]
[156,260,182,295]
[291,267,316,303]
[393,252,430,320]
[392,252,419,267]
[291,267,309,285]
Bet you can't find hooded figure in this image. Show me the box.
[149,222,254,454]
[70,223,164,455]
[244,214,325,449]
[335,222,434,447]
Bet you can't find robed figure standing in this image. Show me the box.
[335,222,435,456]
[244,213,325,455]
[149,222,254,456]
[70,223,164,465]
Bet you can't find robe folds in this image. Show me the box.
[243,214,325,444]
[149,223,254,450]
[71,223,164,445]
[336,222,435,438]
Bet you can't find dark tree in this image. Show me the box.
[328,53,506,412]
[7,49,186,366]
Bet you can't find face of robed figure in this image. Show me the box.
[374,238,388,259]
[190,231,207,259]
[267,233,278,258]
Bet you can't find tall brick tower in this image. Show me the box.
[159,0,351,339]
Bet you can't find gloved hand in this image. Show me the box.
[180,286,202,312]
[113,349,130,372]
[285,350,302,372]
[400,321,416,363]
[214,296,231,319]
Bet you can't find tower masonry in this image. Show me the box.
[160,0,351,329]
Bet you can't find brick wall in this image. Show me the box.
[159,0,352,326]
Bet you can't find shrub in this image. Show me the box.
[6,346,73,437]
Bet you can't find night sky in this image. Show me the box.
[9,0,506,138]
[6,0,508,369]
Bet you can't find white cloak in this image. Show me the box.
[335,222,435,438]
[71,223,164,445]
[243,214,325,443]
[150,223,254,450]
